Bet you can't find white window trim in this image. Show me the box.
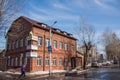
[53,58,57,66]
[46,57,49,66]
[37,57,42,66]
[59,58,63,66]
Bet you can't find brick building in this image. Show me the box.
[0,50,6,71]
[5,16,78,72]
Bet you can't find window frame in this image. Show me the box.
[53,40,57,48]
[60,41,63,50]
[38,36,42,46]
[53,58,57,66]
[46,38,50,47]
[46,57,50,66]
[59,58,63,66]
[37,57,42,66]
[64,43,68,50]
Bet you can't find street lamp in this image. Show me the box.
[49,21,57,76]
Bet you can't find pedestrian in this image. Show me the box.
[18,65,26,79]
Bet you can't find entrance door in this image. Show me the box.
[71,58,76,69]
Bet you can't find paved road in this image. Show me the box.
[0,65,120,80]
[39,65,120,80]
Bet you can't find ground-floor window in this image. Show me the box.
[15,57,18,66]
[53,58,57,66]
[46,57,49,66]
[19,54,23,66]
[37,57,42,66]
[24,57,27,66]
[59,58,63,66]
[11,58,14,66]
[65,58,68,66]
[8,56,10,66]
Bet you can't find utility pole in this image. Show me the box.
[49,21,57,76]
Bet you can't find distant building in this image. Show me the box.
[77,44,97,64]
[5,16,78,72]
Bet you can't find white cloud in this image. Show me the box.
[94,0,119,12]
[53,3,71,11]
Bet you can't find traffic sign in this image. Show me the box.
[48,46,52,53]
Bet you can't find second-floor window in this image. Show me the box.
[60,42,63,50]
[46,38,50,47]
[53,40,57,48]
[9,43,11,50]
[38,36,42,46]
[25,37,28,46]
[64,43,68,50]
[71,45,74,51]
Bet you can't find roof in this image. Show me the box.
[18,16,77,40]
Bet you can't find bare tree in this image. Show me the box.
[75,17,95,69]
[0,0,25,37]
[102,29,120,66]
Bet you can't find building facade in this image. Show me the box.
[0,50,6,71]
[5,16,77,72]
[77,44,97,64]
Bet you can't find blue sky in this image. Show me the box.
[20,0,120,54]
[1,0,120,54]
[20,0,120,32]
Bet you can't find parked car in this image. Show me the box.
[86,63,91,68]
[106,60,111,65]
[92,61,101,67]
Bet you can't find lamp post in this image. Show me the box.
[49,21,57,76]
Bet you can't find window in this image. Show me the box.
[46,57,49,66]
[11,42,14,49]
[9,43,11,50]
[46,38,50,47]
[53,40,57,48]
[71,45,74,51]
[38,36,42,46]
[25,37,28,46]
[8,56,10,66]
[19,54,23,66]
[53,58,57,66]
[16,40,19,48]
[59,58,63,66]
[20,39,23,47]
[24,57,27,65]
[37,57,42,66]
[64,43,68,50]
[65,58,68,66]
[60,42,63,49]
[11,58,14,66]
[18,40,20,48]
[15,57,18,66]
[7,44,9,50]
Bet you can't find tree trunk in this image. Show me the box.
[83,47,88,69]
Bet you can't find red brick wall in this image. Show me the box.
[6,17,77,72]
[0,58,6,71]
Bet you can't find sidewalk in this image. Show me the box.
[0,68,92,80]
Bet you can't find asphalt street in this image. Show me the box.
[0,65,120,80]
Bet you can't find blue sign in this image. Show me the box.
[48,46,52,53]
